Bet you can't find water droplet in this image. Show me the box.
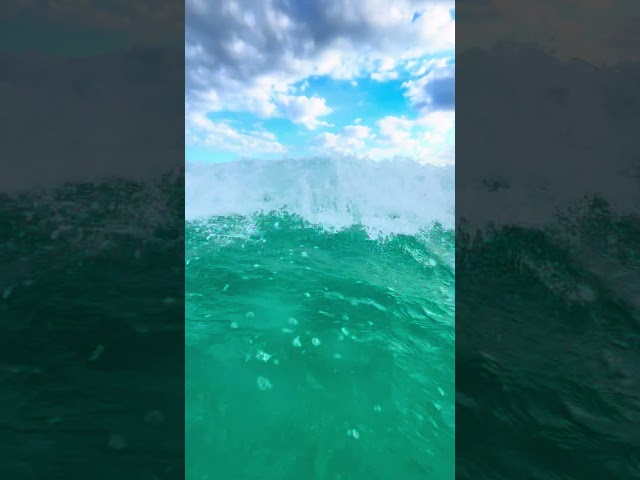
[312,338,321,346]
[292,336,302,347]
[89,344,105,362]
[347,429,360,440]
[256,350,272,362]
[108,434,127,450]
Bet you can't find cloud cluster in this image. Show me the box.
[457,0,639,65]
[2,0,183,44]
[313,110,454,165]
[186,0,455,155]
[403,58,455,111]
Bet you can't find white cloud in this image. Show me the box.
[402,58,455,111]
[275,94,333,130]
[186,0,455,126]
[186,111,286,154]
[313,111,454,165]
[315,124,373,154]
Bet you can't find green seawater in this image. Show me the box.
[0,175,185,478]
[186,214,455,479]
[456,199,640,478]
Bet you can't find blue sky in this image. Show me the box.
[186,0,455,165]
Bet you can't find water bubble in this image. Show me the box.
[246,311,255,319]
[288,317,298,325]
[89,344,105,362]
[230,322,239,329]
[342,314,349,321]
[222,284,229,292]
[144,410,165,425]
[301,251,308,257]
[108,434,127,450]
[292,336,302,347]
[304,292,311,298]
[312,338,321,346]
[437,387,445,396]
[256,350,272,362]
[347,429,360,440]
[428,258,437,267]
[2,287,13,300]
[341,327,350,336]
[282,328,293,334]
[374,405,382,412]
[333,353,342,359]
[256,376,272,391]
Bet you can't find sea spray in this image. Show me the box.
[185,157,455,479]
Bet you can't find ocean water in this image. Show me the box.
[456,196,640,478]
[185,158,455,479]
[0,173,185,478]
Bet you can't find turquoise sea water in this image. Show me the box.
[0,174,185,478]
[456,197,640,478]
[185,159,455,479]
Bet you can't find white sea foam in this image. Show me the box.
[186,156,454,236]
[457,46,640,229]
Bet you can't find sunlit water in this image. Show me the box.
[185,158,455,479]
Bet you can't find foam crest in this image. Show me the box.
[185,157,454,235]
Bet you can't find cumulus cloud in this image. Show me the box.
[275,94,333,130]
[403,58,455,111]
[186,112,286,154]
[458,0,639,65]
[186,0,454,131]
[315,125,373,154]
[2,0,183,44]
[314,112,454,165]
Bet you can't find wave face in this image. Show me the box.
[0,172,185,476]
[457,199,640,479]
[455,45,640,479]
[186,157,454,236]
[185,158,455,479]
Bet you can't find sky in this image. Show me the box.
[185,0,455,165]
[457,0,640,65]
[0,0,182,56]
